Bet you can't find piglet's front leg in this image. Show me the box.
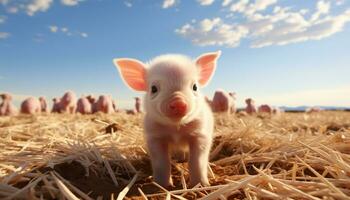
[146,137,173,187]
[189,136,212,187]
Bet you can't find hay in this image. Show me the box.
[0,111,349,199]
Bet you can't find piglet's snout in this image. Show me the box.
[166,97,188,119]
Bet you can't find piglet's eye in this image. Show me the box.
[192,83,198,91]
[151,85,158,94]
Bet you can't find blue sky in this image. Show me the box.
[0,0,350,108]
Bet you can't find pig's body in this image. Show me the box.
[95,95,114,114]
[21,97,41,114]
[39,97,49,113]
[59,91,77,114]
[76,97,92,114]
[51,98,61,113]
[143,97,213,186]
[258,104,272,114]
[0,94,18,116]
[211,90,233,114]
[114,51,221,187]
[245,98,257,114]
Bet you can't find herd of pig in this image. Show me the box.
[0,91,142,116]
[0,89,280,117]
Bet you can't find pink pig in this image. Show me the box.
[211,89,234,114]
[51,98,61,113]
[258,104,272,114]
[95,95,114,114]
[114,51,221,187]
[59,91,77,114]
[0,93,18,116]
[134,97,142,113]
[21,97,41,114]
[39,97,49,113]
[76,96,92,114]
[245,98,257,114]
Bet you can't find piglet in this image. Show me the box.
[21,97,41,114]
[59,91,77,114]
[76,96,92,114]
[114,51,221,187]
[95,95,114,114]
[245,98,257,114]
[0,93,18,116]
[39,97,49,113]
[51,98,61,113]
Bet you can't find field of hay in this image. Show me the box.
[0,111,349,200]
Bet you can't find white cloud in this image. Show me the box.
[176,17,249,47]
[0,32,10,39]
[27,0,53,16]
[230,0,278,16]
[49,25,58,33]
[222,0,232,7]
[48,25,88,38]
[124,1,132,8]
[80,32,88,38]
[251,9,350,48]
[197,0,215,6]
[336,0,345,6]
[311,0,331,21]
[162,0,177,9]
[61,0,81,6]
[177,1,350,48]
[0,15,6,24]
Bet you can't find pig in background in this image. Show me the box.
[21,97,41,114]
[245,98,257,114]
[0,93,18,116]
[134,97,142,113]
[59,91,77,114]
[51,98,61,113]
[39,97,49,113]
[114,51,221,187]
[258,104,272,114]
[211,89,235,114]
[94,95,114,114]
[76,96,92,114]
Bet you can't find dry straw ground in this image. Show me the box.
[0,111,349,199]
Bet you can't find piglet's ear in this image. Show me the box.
[113,58,147,91]
[195,51,221,87]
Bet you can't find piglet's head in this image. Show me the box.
[114,51,221,125]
